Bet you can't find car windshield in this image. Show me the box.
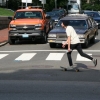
[56,20,87,29]
[68,3,79,10]
[14,11,43,19]
[84,12,100,17]
[46,12,60,17]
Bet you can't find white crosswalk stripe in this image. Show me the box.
[46,53,65,60]
[76,53,92,61]
[15,53,37,61]
[0,54,9,59]
[0,52,94,61]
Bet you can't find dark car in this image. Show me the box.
[46,11,63,25]
[52,8,67,17]
[48,14,98,48]
[83,10,100,28]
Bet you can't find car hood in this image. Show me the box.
[49,27,88,34]
[10,19,43,25]
[93,17,100,20]
[75,29,88,34]
[50,27,66,33]
[51,17,59,20]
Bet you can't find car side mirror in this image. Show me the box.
[45,14,51,19]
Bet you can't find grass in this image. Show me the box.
[0,7,14,16]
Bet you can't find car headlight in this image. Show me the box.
[48,34,56,37]
[55,19,58,21]
[10,24,16,28]
[35,24,42,30]
[78,34,85,38]
[35,24,42,27]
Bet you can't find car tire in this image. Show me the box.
[9,38,15,45]
[49,43,56,48]
[42,32,47,44]
[90,35,95,44]
[83,37,89,48]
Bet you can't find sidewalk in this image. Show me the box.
[0,28,8,46]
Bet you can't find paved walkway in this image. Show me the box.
[0,28,8,46]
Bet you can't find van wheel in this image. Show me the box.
[49,43,56,48]
[9,38,15,45]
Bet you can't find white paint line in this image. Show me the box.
[0,49,100,52]
[46,53,64,60]
[76,53,92,61]
[15,53,36,61]
[0,54,9,59]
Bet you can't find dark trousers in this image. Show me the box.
[67,43,93,66]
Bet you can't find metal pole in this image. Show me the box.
[55,0,57,9]
[26,0,27,7]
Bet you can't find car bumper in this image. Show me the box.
[48,38,85,44]
[9,30,44,40]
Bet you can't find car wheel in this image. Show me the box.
[83,38,89,48]
[90,35,95,44]
[9,38,15,45]
[49,43,56,48]
[42,32,47,44]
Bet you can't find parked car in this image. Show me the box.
[83,10,100,28]
[8,6,51,44]
[48,14,98,48]
[46,11,62,25]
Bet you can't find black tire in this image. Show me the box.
[83,38,89,48]
[42,32,47,44]
[49,43,56,48]
[9,38,15,45]
[90,35,95,44]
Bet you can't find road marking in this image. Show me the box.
[46,53,64,60]
[15,53,36,61]
[0,50,100,52]
[76,53,92,61]
[0,54,9,59]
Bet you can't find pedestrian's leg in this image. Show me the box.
[67,51,73,66]
[67,44,76,66]
[76,43,93,60]
[76,43,97,66]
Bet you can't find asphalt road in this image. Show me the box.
[0,30,100,100]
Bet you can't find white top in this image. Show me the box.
[66,26,80,44]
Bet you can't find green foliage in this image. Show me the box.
[4,0,100,11]
[0,8,14,16]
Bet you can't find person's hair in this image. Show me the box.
[62,20,69,26]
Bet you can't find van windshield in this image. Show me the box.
[68,3,79,10]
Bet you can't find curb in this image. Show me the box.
[0,41,8,47]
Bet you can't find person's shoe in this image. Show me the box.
[92,58,97,66]
[67,65,76,69]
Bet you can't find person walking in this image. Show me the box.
[61,21,97,68]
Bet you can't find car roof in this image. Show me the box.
[60,14,89,20]
[83,10,98,13]
[16,8,43,12]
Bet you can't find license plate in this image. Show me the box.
[22,34,29,38]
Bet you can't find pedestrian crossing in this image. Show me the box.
[0,52,93,61]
